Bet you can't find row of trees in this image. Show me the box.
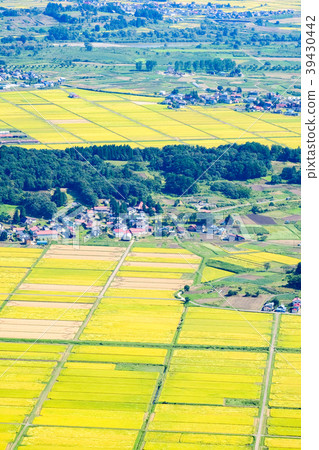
[136,60,157,71]
[174,58,236,73]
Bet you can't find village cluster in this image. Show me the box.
[0,66,65,91]
[90,0,296,23]
[161,87,301,115]
[1,200,245,246]
[262,297,301,314]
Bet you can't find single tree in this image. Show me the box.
[12,209,20,224]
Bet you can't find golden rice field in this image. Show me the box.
[9,293,97,304]
[201,249,301,285]
[105,287,177,299]
[0,343,66,449]
[24,268,112,286]
[178,308,273,347]
[159,349,267,405]
[0,88,301,149]
[0,245,126,340]
[0,247,42,268]
[269,353,301,409]
[0,245,300,448]
[108,246,199,294]
[277,315,301,349]
[69,345,167,365]
[264,350,301,449]
[0,267,28,296]
[79,297,184,344]
[144,432,254,449]
[201,266,233,282]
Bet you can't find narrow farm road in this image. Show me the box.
[10,239,134,449]
[254,313,280,450]
[73,238,134,340]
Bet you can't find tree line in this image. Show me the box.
[0,141,299,218]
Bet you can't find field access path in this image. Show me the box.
[10,239,134,450]
[254,313,280,449]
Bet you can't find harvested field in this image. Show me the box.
[240,215,259,225]
[122,261,199,270]
[0,318,82,340]
[268,239,301,245]
[221,295,270,311]
[45,245,124,260]
[44,254,119,261]
[110,277,191,290]
[128,252,199,260]
[246,214,277,225]
[283,215,301,221]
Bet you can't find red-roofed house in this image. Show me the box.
[129,227,147,236]
[113,228,127,239]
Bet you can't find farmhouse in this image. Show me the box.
[34,230,59,240]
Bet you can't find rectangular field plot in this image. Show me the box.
[18,283,102,295]
[144,431,254,449]
[159,349,267,405]
[33,360,160,430]
[69,345,167,365]
[0,267,28,295]
[0,344,66,449]
[236,252,300,266]
[178,308,273,347]
[0,318,83,340]
[0,303,90,322]
[132,247,195,254]
[147,403,259,436]
[110,276,191,290]
[117,271,184,279]
[201,266,233,282]
[265,436,301,449]
[80,297,183,344]
[269,353,301,409]
[45,245,125,260]
[20,427,138,449]
[277,315,301,349]
[266,408,301,438]
[0,247,42,268]
[0,342,66,361]
[10,293,97,304]
[0,89,301,148]
[126,255,200,264]
[37,258,117,271]
[105,288,177,299]
[23,268,112,286]
[121,262,197,273]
